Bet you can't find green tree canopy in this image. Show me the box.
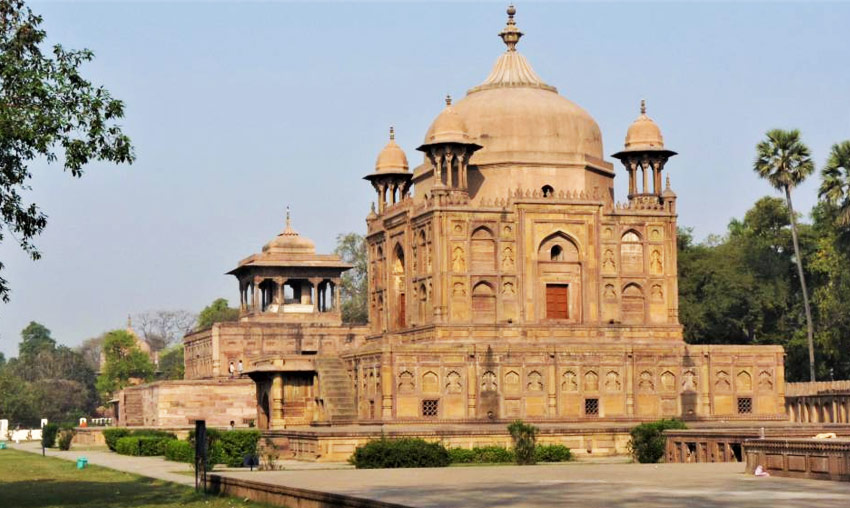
[157,344,184,381]
[335,232,368,324]
[0,0,134,301]
[19,321,56,357]
[196,298,239,329]
[95,329,154,399]
[819,140,850,228]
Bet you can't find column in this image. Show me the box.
[271,373,284,428]
[333,279,341,311]
[467,357,477,417]
[309,278,321,313]
[377,182,386,213]
[625,351,634,416]
[252,277,261,311]
[446,152,454,188]
[381,361,393,419]
[547,360,557,416]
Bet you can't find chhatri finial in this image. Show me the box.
[127,314,132,329]
[445,94,452,107]
[285,205,291,228]
[370,202,376,213]
[389,126,395,140]
[499,4,523,51]
[665,174,671,190]
[640,99,647,115]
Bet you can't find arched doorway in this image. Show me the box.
[259,392,270,430]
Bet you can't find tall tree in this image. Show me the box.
[0,0,134,302]
[157,344,184,381]
[753,129,816,380]
[76,335,105,372]
[334,232,368,324]
[135,310,196,350]
[819,140,850,228]
[95,329,154,400]
[196,298,239,329]
[18,321,55,357]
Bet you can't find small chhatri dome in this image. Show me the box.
[374,126,409,173]
[263,207,316,254]
[420,95,473,147]
[624,99,665,150]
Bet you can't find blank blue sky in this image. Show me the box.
[1,1,848,357]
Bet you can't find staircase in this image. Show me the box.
[314,356,358,424]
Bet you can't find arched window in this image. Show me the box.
[538,232,579,262]
[620,231,643,273]
[471,282,496,323]
[470,227,496,272]
[550,245,563,261]
[541,185,554,197]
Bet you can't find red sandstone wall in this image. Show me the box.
[119,379,256,427]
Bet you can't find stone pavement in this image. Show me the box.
[11,442,850,507]
[220,461,850,508]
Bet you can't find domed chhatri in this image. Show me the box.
[625,99,665,150]
[262,207,316,255]
[420,96,473,147]
[374,127,409,174]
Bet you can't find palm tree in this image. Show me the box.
[819,140,850,227]
[754,129,816,381]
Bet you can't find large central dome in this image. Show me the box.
[423,6,605,168]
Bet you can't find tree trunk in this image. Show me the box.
[785,185,816,381]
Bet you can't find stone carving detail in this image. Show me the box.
[736,370,752,392]
[502,281,515,295]
[605,370,621,391]
[505,370,521,395]
[452,282,466,297]
[682,369,697,392]
[651,284,664,302]
[638,370,654,392]
[602,249,616,272]
[603,227,613,239]
[481,371,497,392]
[446,371,462,394]
[661,370,676,392]
[422,371,439,393]
[650,228,662,241]
[715,370,731,391]
[758,370,773,391]
[561,370,578,392]
[452,246,465,272]
[527,371,544,392]
[584,370,599,392]
[398,370,414,394]
[501,246,514,270]
[604,284,616,299]
[650,250,663,274]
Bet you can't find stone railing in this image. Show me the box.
[744,438,850,481]
[786,380,850,397]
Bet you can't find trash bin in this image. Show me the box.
[76,457,88,469]
[0,442,7,450]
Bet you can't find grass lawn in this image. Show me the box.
[0,448,276,508]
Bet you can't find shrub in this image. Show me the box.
[448,446,515,464]
[508,420,538,465]
[628,419,687,463]
[217,430,261,467]
[57,429,75,451]
[164,440,194,462]
[42,423,60,448]
[350,438,451,469]
[103,428,131,451]
[535,444,572,463]
[138,436,174,456]
[130,429,177,440]
[115,436,141,456]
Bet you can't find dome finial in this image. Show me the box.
[665,175,671,189]
[285,205,291,228]
[640,99,646,115]
[499,4,523,51]
[445,94,452,106]
[389,126,395,140]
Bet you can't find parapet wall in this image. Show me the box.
[786,380,850,396]
[117,378,255,427]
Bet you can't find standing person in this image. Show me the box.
[228,361,235,378]
[237,359,244,377]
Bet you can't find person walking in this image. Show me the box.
[237,360,244,377]
[228,361,235,378]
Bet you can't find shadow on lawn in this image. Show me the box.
[1,477,208,508]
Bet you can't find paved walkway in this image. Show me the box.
[11,442,850,507]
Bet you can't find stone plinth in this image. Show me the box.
[744,438,850,481]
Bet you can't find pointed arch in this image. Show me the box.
[471,226,496,271]
[472,281,496,323]
[621,283,645,324]
[538,231,580,262]
[621,230,643,273]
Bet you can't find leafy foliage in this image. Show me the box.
[350,437,451,469]
[820,140,850,227]
[95,329,154,400]
[135,310,196,351]
[185,429,259,467]
[114,435,176,456]
[57,428,75,450]
[18,321,56,357]
[534,444,573,462]
[628,419,687,463]
[508,420,538,465]
[196,298,239,330]
[102,428,131,451]
[335,232,368,324]
[157,344,184,380]
[164,439,194,462]
[41,422,59,448]
[0,0,134,301]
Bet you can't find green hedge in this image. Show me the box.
[41,423,60,448]
[628,419,687,463]
[350,438,451,469]
[448,446,516,464]
[187,429,260,467]
[534,444,572,462]
[104,428,177,453]
[164,440,194,462]
[103,428,131,451]
[114,436,176,457]
[115,436,141,456]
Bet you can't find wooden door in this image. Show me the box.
[546,284,569,319]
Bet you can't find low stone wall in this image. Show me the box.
[744,438,850,481]
[786,380,850,397]
[207,474,406,508]
[261,424,633,462]
[117,378,256,428]
[665,425,850,463]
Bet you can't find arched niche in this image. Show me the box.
[471,281,496,323]
[392,243,406,328]
[620,230,644,274]
[470,226,496,272]
[621,283,645,324]
[537,232,582,323]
